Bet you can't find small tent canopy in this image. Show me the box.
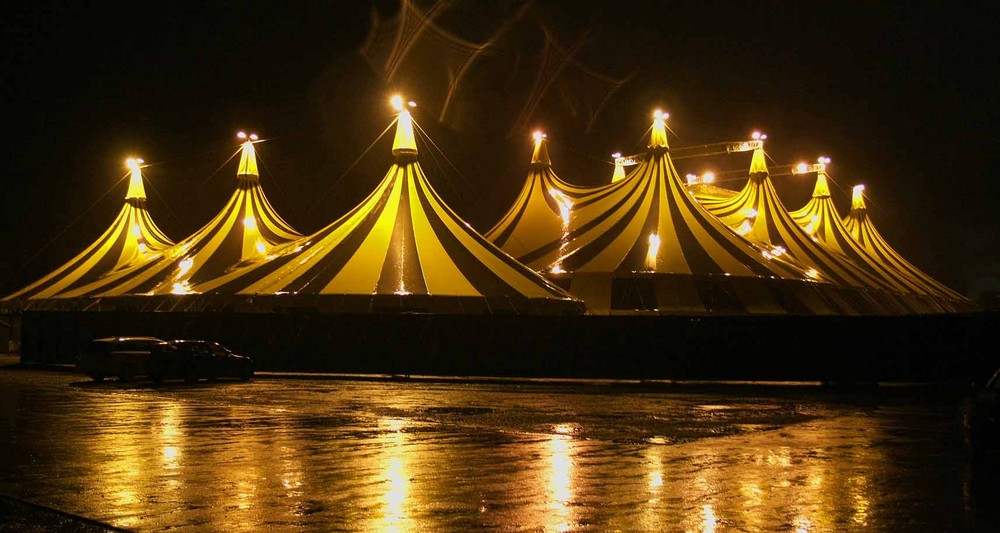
[3,158,173,301]
[57,135,302,297]
[486,132,625,264]
[788,164,958,312]
[698,146,923,314]
[842,184,971,307]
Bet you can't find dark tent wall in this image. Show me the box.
[19,309,999,383]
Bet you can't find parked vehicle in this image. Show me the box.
[77,336,176,382]
[166,339,254,383]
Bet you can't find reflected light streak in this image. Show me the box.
[547,426,576,532]
[702,503,717,533]
[379,418,411,533]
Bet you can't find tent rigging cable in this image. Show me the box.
[412,119,484,204]
[1,171,129,291]
[141,166,183,229]
[304,120,396,218]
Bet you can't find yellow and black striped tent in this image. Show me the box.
[56,135,302,298]
[486,132,613,264]
[3,159,173,301]
[698,147,924,314]
[788,165,959,312]
[842,184,972,308]
[503,111,854,315]
[191,103,586,315]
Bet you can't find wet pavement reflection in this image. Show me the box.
[0,367,997,532]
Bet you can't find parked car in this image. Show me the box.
[77,336,176,382]
[165,339,254,383]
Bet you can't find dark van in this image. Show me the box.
[76,337,175,382]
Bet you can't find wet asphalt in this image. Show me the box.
[0,355,998,532]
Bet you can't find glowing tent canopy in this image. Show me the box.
[843,184,970,305]
[3,158,173,301]
[496,111,865,315]
[486,131,617,263]
[55,133,303,298]
[786,160,966,312]
[191,98,586,315]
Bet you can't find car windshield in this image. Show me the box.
[209,342,230,355]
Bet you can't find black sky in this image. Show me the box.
[2,1,998,298]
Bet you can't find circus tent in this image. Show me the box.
[696,143,928,314]
[3,159,173,301]
[486,132,610,263]
[53,134,303,298]
[842,184,972,308]
[499,111,863,315]
[787,162,960,312]
[188,99,586,315]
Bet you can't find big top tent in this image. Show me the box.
[187,98,586,316]
[495,110,871,315]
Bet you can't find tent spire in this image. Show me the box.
[236,131,259,178]
[611,153,625,183]
[530,131,550,166]
[125,158,146,201]
[391,95,418,157]
[749,131,768,176]
[795,157,832,197]
[851,184,867,211]
[649,109,669,149]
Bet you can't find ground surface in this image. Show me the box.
[0,358,998,532]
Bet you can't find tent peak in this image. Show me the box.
[125,157,146,200]
[391,95,418,158]
[749,131,768,176]
[236,132,260,178]
[611,152,626,183]
[649,109,669,149]
[851,184,867,211]
[530,131,550,166]
[793,157,832,198]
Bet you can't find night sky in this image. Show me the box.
[2,1,998,299]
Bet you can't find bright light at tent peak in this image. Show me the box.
[795,162,809,174]
[611,152,621,159]
[533,131,546,143]
[390,95,417,112]
[702,172,715,183]
[126,158,143,170]
[237,131,247,139]
[818,156,831,164]
[653,109,669,120]
[752,131,768,140]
